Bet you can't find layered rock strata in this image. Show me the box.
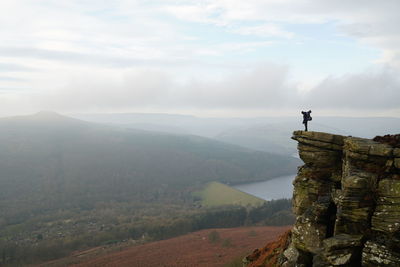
[278,131,400,266]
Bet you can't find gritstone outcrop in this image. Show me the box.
[245,131,400,267]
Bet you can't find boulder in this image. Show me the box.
[322,234,363,266]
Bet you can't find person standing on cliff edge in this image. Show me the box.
[301,110,312,131]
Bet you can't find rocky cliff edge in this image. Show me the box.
[245,131,400,267]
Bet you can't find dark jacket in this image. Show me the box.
[302,110,312,124]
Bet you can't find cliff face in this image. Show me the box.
[246,131,400,267]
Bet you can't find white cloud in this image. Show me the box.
[230,24,294,39]
[0,62,398,117]
[164,0,400,67]
[173,64,294,109]
[22,64,292,112]
[308,67,400,109]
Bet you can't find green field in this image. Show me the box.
[195,181,266,207]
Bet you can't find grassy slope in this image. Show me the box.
[196,182,266,207]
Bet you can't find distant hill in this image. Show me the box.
[214,120,354,155]
[72,113,400,156]
[215,123,298,155]
[215,117,400,155]
[0,112,299,219]
[73,112,247,137]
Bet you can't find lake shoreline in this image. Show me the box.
[233,174,296,201]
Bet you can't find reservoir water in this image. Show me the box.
[233,174,296,201]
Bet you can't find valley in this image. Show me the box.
[0,112,297,265]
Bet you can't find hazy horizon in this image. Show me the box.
[2,110,400,120]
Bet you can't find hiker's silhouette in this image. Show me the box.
[301,110,312,131]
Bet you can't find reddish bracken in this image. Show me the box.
[373,134,400,148]
[67,226,291,267]
[245,229,291,267]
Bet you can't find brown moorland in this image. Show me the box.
[245,230,291,267]
[63,226,291,267]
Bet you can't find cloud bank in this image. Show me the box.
[0,0,399,116]
[0,65,395,117]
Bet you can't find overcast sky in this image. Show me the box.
[1,0,400,117]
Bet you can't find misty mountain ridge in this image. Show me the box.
[3,110,86,124]
[72,112,400,155]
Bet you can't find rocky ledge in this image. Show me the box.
[245,131,400,267]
